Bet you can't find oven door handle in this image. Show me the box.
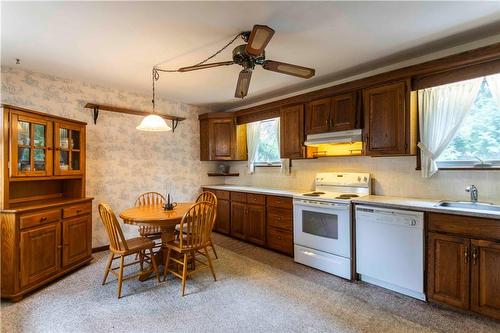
[294,201,349,210]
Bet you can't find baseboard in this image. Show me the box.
[92,245,109,253]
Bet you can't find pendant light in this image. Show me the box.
[136,68,172,132]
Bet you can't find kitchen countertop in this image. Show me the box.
[353,195,500,220]
[202,184,303,198]
[202,185,500,220]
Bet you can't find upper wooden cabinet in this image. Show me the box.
[8,108,86,178]
[199,114,247,161]
[54,121,85,175]
[305,98,331,134]
[305,93,357,135]
[280,104,305,159]
[10,111,54,177]
[362,80,416,156]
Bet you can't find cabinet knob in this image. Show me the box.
[40,217,47,222]
[76,209,82,213]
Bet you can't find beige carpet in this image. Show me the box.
[1,233,499,333]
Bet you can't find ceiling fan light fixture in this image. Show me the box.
[136,114,172,132]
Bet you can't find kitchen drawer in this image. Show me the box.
[247,193,266,205]
[428,213,500,240]
[267,196,293,209]
[20,209,61,230]
[204,188,230,201]
[267,207,292,231]
[267,226,293,256]
[63,203,92,219]
[231,191,247,203]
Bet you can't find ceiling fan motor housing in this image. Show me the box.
[233,44,265,70]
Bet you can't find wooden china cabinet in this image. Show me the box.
[1,105,93,302]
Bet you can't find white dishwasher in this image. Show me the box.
[355,205,425,301]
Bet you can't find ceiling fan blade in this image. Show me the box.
[178,61,235,72]
[235,69,252,99]
[245,25,275,56]
[263,60,315,79]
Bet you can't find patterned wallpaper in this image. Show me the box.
[1,66,218,247]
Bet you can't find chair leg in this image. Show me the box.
[102,253,114,285]
[209,238,218,259]
[139,250,144,271]
[163,248,171,282]
[181,253,188,296]
[117,255,125,299]
[149,248,161,283]
[205,247,217,281]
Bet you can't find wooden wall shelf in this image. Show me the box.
[207,173,239,177]
[84,103,186,130]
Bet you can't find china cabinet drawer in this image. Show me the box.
[247,193,266,205]
[267,207,292,231]
[63,203,91,219]
[231,192,247,203]
[267,196,292,209]
[267,226,293,255]
[20,209,61,230]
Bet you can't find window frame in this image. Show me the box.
[433,76,500,170]
[251,118,281,167]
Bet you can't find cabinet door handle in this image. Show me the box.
[57,245,63,249]
[472,247,478,265]
[76,209,82,214]
[40,217,48,222]
[464,247,469,264]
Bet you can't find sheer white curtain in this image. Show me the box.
[486,73,500,107]
[276,119,290,175]
[246,121,260,174]
[418,78,482,178]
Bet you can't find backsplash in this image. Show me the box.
[224,157,500,203]
[1,66,218,247]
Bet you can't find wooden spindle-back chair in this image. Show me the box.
[134,192,166,239]
[176,191,219,258]
[98,203,160,298]
[164,201,216,296]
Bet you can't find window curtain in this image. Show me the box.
[417,78,482,178]
[246,121,260,174]
[486,73,500,108]
[276,119,290,175]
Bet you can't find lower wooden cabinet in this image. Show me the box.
[427,232,470,309]
[427,213,500,320]
[245,204,266,246]
[230,202,246,240]
[62,215,92,267]
[20,223,61,288]
[470,240,500,319]
[1,199,93,301]
[205,188,293,256]
[214,199,230,234]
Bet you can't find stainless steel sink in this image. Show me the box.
[436,201,500,212]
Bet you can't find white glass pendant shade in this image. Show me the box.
[136,114,172,132]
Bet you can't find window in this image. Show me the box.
[249,118,281,166]
[436,77,500,168]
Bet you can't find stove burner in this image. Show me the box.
[335,194,359,199]
[302,191,325,197]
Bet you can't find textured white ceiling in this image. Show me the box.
[2,1,500,110]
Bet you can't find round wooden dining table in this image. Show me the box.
[119,202,194,281]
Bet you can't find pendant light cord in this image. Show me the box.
[151,31,244,111]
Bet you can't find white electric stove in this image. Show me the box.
[293,172,371,279]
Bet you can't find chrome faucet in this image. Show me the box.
[465,185,478,203]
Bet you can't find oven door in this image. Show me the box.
[293,199,351,258]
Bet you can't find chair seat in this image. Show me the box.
[115,237,155,254]
[164,238,210,253]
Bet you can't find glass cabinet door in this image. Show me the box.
[10,113,53,177]
[54,122,84,175]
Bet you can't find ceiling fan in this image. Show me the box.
[174,25,316,98]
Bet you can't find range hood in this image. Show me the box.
[304,129,363,146]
